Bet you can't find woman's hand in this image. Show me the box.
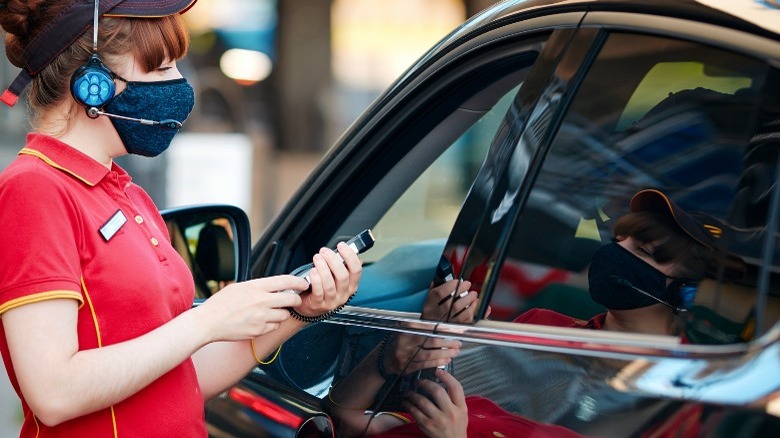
[294,242,362,317]
[402,369,468,438]
[384,334,461,375]
[422,279,477,323]
[194,275,306,342]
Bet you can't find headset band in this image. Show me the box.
[1,0,123,107]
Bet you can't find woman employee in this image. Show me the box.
[0,1,362,436]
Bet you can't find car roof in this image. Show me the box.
[458,0,780,40]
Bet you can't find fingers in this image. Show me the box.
[430,280,468,304]
[197,277,307,342]
[424,280,477,322]
[306,242,362,300]
[337,242,363,293]
[308,254,333,301]
[393,336,461,373]
[421,337,461,351]
[413,347,458,370]
[289,241,363,318]
[448,292,477,320]
[310,243,356,298]
[436,369,465,408]
[403,381,449,420]
[246,275,310,297]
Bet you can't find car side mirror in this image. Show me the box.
[161,204,251,304]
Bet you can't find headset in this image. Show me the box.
[69,0,182,130]
[614,276,698,315]
[70,0,115,110]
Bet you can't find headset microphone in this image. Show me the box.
[86,107,183,130]
[72,0,182,132]
[612,276,688,314]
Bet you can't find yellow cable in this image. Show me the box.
[327,384,370,411]
[250,339,282,365]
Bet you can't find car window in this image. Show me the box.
[488,31,780,345]
[257,34,555,404]
[345,36,553,313]
[364,87,516,265]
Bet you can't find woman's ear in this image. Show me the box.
[614,235,626,242]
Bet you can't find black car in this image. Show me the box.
[164,0,780,436]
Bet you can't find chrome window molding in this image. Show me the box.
[332,306,780,361]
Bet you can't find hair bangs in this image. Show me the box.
[615,211,691,264]
[129,14,189,72]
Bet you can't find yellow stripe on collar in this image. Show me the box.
[19,148,96,187]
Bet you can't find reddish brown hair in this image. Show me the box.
[1,1,189,124]
[614,211,713,278]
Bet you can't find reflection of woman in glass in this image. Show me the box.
[326,278,583,437]
[517,189,720,338]
[327,189,721,437]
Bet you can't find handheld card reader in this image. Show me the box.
[281,229,375,294]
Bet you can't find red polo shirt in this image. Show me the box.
[0,134,205,437]
[513,308,607,328]
[380,396,586,437]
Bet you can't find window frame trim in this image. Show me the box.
[582,12,780,65]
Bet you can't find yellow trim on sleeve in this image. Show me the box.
[377,411,413,423]
[0,290,83,315]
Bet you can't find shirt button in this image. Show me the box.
[151,237,159,246]
[135,215,144,224]
[492,432,505,438]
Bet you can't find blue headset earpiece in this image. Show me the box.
[70,53,115,111]
[667,278,699,312]
[70,0,115,114]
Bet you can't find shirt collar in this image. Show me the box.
[19,133,129,187]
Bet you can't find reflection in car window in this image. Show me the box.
[350,40,548,314]
[259,39,552,411]
[366,88,516,264]
[491,32,780,345]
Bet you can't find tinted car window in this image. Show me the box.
[346,37,552,313]
[489,31,780,345]
[364,87,516,266]
[256,34,554,402]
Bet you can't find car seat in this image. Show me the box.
[195,222,236,284]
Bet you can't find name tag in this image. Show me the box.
[100,209,127,241]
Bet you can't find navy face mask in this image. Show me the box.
[103,78,195,157]
[588,242,685,311]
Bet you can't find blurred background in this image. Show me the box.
[0,0,496,434]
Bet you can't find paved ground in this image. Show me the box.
[0,370,21,436]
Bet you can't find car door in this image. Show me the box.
[205,4,780,438]
[202,8,587,436]
[460,11,780,438]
